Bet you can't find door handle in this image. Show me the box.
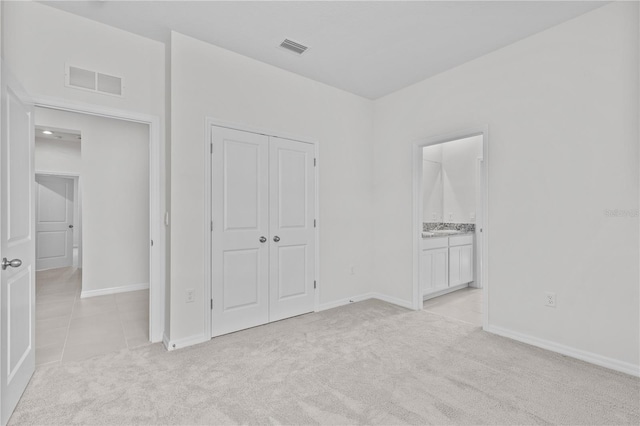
[69,224,74,229]
[2,258,22,270]
[273,236,280,242]
[259,236,267,243]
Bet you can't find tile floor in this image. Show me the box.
[423,286,482,326]
[35,267,150,367]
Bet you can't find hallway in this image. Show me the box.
[36,267,150,366]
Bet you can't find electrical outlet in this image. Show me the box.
[545,292,556,308]
[186,288,195,303]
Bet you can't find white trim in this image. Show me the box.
[32,96,166,344]
[485,325,640,378]
[316,293,414,312]
[162,333,170,351]
[165,334,209,351]
[316,293,376,312]
[411,126,489,330]
[80,282,149,299]
[204,117,320,341]
[423,283,469,301]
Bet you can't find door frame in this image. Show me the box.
[204,117,320,340]
[31,96,165,343]
[412,126,490,330]
[34,172,81,270]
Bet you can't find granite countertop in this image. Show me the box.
[421,230,475,239]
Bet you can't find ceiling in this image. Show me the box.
[36,126,81,143]
[40,1,606,99]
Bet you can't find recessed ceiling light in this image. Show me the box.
[42,130,53,135]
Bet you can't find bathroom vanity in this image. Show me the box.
[420,232,474,299]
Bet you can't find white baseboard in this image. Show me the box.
[80,282,149,299]
[316,293,375,311]
[371,293,414,310]
[165,333,209,351]
[485,325,640,378]
[162,333,171,350]
[316,292,414,312]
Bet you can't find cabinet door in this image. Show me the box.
[460,244,474,284]
[421,248,448,295]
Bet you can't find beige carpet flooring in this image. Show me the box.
[10,300,640,425]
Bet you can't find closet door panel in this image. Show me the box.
[269,137,315,322]
[211,127,269,337]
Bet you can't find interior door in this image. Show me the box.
[35,176,74,271]
[0,67,35,425]
[268,137,315,322]
[211,126,269,337]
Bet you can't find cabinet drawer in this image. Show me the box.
[421,236,448,250]
[449,234,473,246]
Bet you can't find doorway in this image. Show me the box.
[33,108,152,365]
[413,127,489,329]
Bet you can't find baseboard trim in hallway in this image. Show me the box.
[80,282,150,299]
[485,324,640,378]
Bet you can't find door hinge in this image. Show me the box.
[314,158,316,167]
[211,221,213,232]
[150,239,154,247]
[314,280,317,289]
[210,143,213,154]
[211,299,213,310]
[314,219,316,228]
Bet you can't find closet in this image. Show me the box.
[210,126,316,337]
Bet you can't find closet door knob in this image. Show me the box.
[273,236,280,242]
[259,236,267,243]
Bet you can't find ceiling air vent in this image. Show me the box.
[66,65,124,97]
[279,39,308,55]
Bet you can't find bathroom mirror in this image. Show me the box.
[422,136,482,225]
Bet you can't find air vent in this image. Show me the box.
[279,39,308,55]
[66,65,123,97]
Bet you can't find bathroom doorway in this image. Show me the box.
[412,127,488,328]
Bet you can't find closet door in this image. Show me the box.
[269,137,316,321]
[211,127,269,337]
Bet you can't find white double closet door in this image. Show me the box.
[211,126,316,337]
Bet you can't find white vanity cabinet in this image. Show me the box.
[421,234,474,298]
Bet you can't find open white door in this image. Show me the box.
[35,176,74,271]
[211,126,270,337]
[268,137,315,321]
[0,66,35,425]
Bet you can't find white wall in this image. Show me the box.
[2,1,164,118]
[35,107,150,295]
[35,137,81,174]
[373,1,639,370]
[170,32,374,342]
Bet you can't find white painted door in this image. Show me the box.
[35,176,74,271]
[211,127,270,337]
[0,68,35,425]
[268,137,315,322]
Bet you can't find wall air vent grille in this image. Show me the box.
[279,39,308,55]
[66,65,124,97]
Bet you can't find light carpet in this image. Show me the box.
[10,300,640,425]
